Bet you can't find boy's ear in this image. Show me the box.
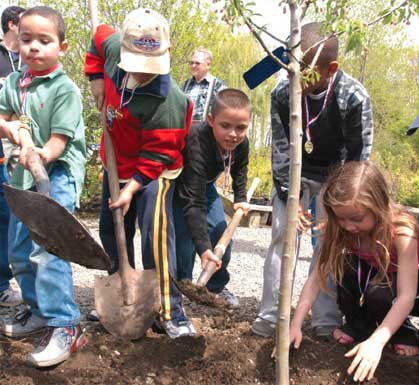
[59,40,68,56]
[328,61,339,77]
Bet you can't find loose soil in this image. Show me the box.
[0,297,417,385]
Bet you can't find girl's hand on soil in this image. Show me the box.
[201,249,222,271]
[109,179,142,216]
[289,322,303,349]
[234,202,250,216]
[345,338,383,382]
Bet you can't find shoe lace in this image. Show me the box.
[37,327,54,348]
[15,309,32,326]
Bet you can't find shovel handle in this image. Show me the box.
[26,149,50,196]
[103,130,131,274]
[18,123,50,196]
[196,177,261,287]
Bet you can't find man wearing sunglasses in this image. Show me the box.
[182,47,226,124]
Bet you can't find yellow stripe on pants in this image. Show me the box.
[153,178,171,320]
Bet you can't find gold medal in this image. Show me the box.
[114,108,123,120]
[359,294,364,307]
[19,114,31,125]
[304,140,314,154]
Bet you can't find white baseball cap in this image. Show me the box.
[118,8,170,75]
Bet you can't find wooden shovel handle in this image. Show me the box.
[196,177,261,287]
[26,148,50,196]
[104,129,132,276]
[17,126,50,196]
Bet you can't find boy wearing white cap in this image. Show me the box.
[84,8,195,338]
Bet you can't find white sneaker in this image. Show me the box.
[1,309,47,337]
[27,325,87,367]
[0,287,23,307]
[157,317,196,339]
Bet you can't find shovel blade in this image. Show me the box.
[94,269,160,340]
[4,184,111,271]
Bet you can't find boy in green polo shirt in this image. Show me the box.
[0,6,87,367]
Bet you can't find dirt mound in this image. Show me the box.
[0,298,417,385]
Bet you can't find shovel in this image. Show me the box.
[94,129,160,340]
[177,177,260,309]
[3,148,111,271]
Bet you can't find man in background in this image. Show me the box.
[182,47,226,124]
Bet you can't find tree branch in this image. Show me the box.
[232,0,291,71]
[302,0,409,59]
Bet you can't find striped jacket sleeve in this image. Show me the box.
[271,80,291,188]
[337,73,373,162]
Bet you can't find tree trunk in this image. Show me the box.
[275,1,303,384]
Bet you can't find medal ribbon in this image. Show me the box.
[119,73,142,111]
[357,237,373,307]
[18,71,32,118]
[18,64,59,119]
[218,147,232,192]
[303,73,335,143]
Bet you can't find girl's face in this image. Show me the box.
[332,204,376,237]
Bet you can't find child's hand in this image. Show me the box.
[345,338,383,382]
[109,187,134,216]
[234,202,250,216]
[297,206,313,232]
[201,249,222,270]
[0,119,21,145]
[19,145,36,169]
[35,147,52,165]
[271,346,276,359]
[289,322,303,349]
[90,79,105,111]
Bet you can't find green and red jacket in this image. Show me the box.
[84,25,192,184]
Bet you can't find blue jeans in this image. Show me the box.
[0,163,12,292]
[8,163,80,326]
[174,182,231,293]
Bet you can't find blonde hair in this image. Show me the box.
[316,161,418,290]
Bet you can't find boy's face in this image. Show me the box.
[208,107,250,152]
[300,49,338,96]
[18,14,67,72]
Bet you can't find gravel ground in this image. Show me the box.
[0,216,313,321]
